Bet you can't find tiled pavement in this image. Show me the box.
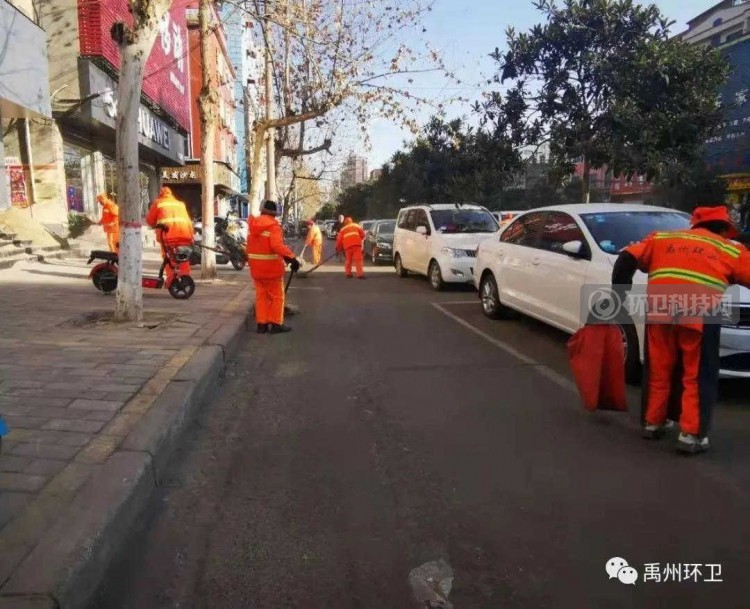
[0,251,253,592]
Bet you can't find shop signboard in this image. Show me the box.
[78,0,190,131]
[83,61,187,166]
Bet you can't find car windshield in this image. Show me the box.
[580,211,691,254]
[377,221,396,235]
[429,209,498,233]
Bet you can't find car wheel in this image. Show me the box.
[479,273,514,319]
[394,254,408,278]
[429,260,445,291]
[615,322,642,386]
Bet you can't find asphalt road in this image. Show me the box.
[91,239,750,609]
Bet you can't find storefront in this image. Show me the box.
[55,59,188,219]
[161,160,241,221]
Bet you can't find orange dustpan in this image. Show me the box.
[567,325,628,412]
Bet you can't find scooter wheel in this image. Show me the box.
[168,275,195,300]
[230,255,246,271]
[92,267,118,293]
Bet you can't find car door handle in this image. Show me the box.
[531,257,541,265]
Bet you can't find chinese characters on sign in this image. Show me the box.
[158,11,186,96]
[161,169,198,181]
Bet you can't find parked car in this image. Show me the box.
[360,220,376,250]
[392,203,500,290]
[364,219,397,263]
[473,203,750,382]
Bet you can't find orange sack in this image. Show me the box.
[567,325,627,412]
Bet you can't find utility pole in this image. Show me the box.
[264,1,276,203]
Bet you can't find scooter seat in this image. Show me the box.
[89,250,119,263]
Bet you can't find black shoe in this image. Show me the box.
[257,323,269,334]
[357,275,366,280]
[269,324,292,334]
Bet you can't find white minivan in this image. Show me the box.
[392,203,500,290]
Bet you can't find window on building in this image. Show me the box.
[713,17,723,27]
[726,28,745,42]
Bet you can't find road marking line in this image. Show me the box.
[289,286,325,291]
[431,302,577,392]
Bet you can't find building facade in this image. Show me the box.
[162,2,240,221]
[32,0,191,228]
[340,153,368,190]
[681,0,750,227]
[0,0,52,217]
[219,2,262,199]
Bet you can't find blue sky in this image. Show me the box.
[365,0,717,170]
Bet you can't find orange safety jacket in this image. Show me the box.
[306,224,323,246]
[246,215,296,280]
[624,227,750,326]
[100,200,119,233]
[336,223,365,251]
[145,192,194,244]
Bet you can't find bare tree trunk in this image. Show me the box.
[114,5,169,322]
[264,5,276,203]
[248,123,267,216]
[582,154,591,204]
[199,0,217,278]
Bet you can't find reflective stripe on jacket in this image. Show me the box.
[624,228,750,292]
[624,227,750,328]
[336,223,365,250]
[145,195,194,243]
[246,215,296,280]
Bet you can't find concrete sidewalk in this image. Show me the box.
[0,251,254,608]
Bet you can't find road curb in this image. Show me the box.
[0,287,253,609]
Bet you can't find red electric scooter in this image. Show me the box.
[87,225,196,300]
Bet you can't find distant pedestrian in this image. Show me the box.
[612,205,750,454]
[335,217,366,279]
[96,193,119,254]
[305,219,323,266]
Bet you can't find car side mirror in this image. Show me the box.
[416,225,429,236]
[562,240,584,257]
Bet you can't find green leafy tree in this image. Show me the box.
[480,0,728,203]
[315,202,337,221]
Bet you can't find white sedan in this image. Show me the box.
[473,203,750,382]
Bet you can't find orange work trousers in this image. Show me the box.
[160,240,192,288]
[311,242,323,266]
[253,277,285,325]
[345,246,364,277]
[106,231,119,254]
[644,324,703,435]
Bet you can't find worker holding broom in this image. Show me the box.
[336,217,366,279]
[612,205,750,454]
[247,200,300,334]
[97,193,119,254]
[305,219,323,267]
